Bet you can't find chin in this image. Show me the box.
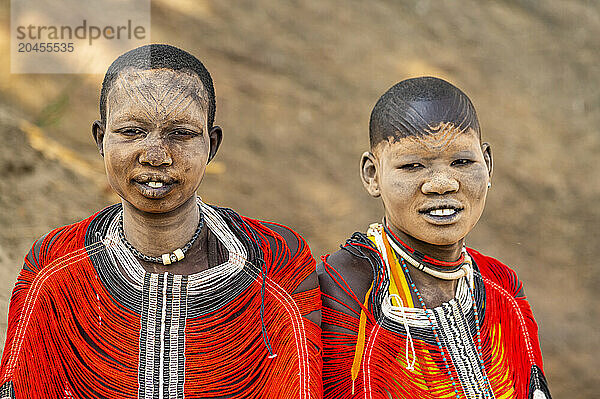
[122,195,176,214]
[417,229,466,247]
[428,237,462,246]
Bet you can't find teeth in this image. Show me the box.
[430,208,456,216]
[147,181,163,188]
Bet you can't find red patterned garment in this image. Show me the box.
[0,201,322,398]
[320,230,551,399]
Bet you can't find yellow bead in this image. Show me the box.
[174,248,185,261]
[162,253,172,265]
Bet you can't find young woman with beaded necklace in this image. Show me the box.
[318,77,551,399]
[0,44,322,398]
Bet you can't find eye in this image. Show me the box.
[451,159,474,166]
[117,127,146,137]
[170,129,198,138]
[399,163,424,171]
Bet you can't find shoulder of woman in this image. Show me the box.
[318,245,376,314]
[467,247,525,298]
[18,211,106,285]
[260,221,304,250]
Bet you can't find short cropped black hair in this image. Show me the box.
[99,44,216,128]
[369,77,480,149]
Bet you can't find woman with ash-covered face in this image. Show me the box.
[0,44,322,398]
[319,77,551,399]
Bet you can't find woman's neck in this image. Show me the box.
[122,196,200,257]
[386,223,464,263]
[385,221,462,308]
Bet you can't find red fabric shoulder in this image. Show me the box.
[467,248,546,376]
[467,247,524,298]
[239,216,317,295]
[23,210,102,274]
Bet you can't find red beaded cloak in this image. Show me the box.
[320,232,551,399]
[0,202,322,398]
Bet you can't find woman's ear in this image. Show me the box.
[360,151,380,198]
[207,125,223,163]
[92,120,105,157]
[481,142,493,180]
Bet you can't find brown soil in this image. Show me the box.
[0,1,598,396]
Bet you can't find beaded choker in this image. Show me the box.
[383,223,469,280]
[117,210,205,265]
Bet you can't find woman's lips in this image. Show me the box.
[420,207,463,225]
[418,201,464,225]
[132,180,175,198]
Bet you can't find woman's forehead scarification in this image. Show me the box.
[375,124,479,158]
[405,122,470,152]
[107,68,209,122]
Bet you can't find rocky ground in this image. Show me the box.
[0,0,599,396]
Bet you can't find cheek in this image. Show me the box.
[102,141,135,189]
[461,169,489,201]
[380,176,419,219]
[384,182,421,217]
[173,139,209,163]
[467,183,487,203]
[461,178,488,230]
[381,172,413,198]
[175,148,207,181]
[104,149,129,175]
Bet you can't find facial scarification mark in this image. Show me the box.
[109,68,209,124]
[115,76,154,121]
[406,122,470,152]
[130,69,161,113]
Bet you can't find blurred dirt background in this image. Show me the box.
[0,0,598,396]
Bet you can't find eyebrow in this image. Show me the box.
[451,150,477,157]
[164,118,205,127]
[110,114,152,126]
[109,114,206,130]
[388,148,477,162]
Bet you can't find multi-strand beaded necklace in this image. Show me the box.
[385,225,495,398]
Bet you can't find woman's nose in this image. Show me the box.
[421,171,459,195]
[138,139,172,167]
